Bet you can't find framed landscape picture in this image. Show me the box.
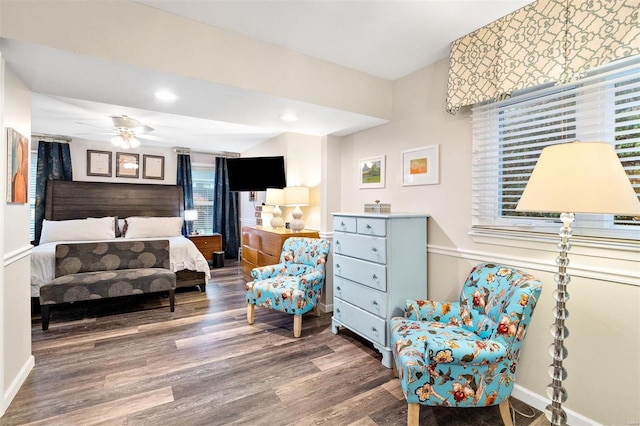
[358,155,385,189]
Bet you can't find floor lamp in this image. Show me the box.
[516,141,640,426]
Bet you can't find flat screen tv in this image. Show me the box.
[226,156,286,192]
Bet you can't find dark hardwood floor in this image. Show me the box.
[2,261,544,425]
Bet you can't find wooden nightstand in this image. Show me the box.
[188,233,222,261]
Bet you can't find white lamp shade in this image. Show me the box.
[184,209,198,221]
[284,186,309,206]
[516,142,640,215]
[265,188,285,206]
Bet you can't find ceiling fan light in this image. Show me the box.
[129,136,141,148]
[111,135,124,147]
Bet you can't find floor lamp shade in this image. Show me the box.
[516,142,640,215]
[265,188,285,228]
[284,186,310,232]
[516,141,639,426]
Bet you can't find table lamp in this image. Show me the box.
[265,188,285,228]
[184,209,198,235]
[516,141,640,426]
[284,186,310,231]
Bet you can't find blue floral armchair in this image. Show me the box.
[246,237,331,337]
[389,263,543,426]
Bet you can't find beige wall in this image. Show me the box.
[1,62,34,416]
[335,57,639,426]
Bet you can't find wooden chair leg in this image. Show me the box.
[293,314,302,337]
[247,303,255,325]
[312,305,321,316]
[407,403,419,426]
[169,290,175,312]
[499,399,513,426]
[392,359,399,378]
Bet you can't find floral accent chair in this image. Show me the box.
[389,263,543,426]
[246,237,331,337]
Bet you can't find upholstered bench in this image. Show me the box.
[39,240,176,330]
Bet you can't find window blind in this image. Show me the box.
[471,55,640,241]
[192,166,216,234]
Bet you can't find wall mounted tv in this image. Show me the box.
[226,156,287,192]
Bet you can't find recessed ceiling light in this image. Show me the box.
[280,113,298,122]
[155,90,178,102]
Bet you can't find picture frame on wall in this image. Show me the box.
[87,150,112,177]
[358,155,386,189]
[142,154,165,180]
[401,144,440,186]
[116,152,140,178]
[6,127,29,203]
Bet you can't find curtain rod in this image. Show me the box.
[32,133,72,143]
[173,147,240,158]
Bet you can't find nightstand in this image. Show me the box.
[188,233,222,261]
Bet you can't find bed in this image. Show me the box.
[30,180,211,298]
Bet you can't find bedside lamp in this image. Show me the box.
[184,209,198,235]
[516,141,640,426]
[265,188,285,228]
[284,186,309,232]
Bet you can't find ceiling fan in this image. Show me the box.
[77,115,156,149]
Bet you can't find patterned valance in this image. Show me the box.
[446,0,640,114]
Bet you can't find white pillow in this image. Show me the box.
[40,217,116,244]
[124,216,183,238]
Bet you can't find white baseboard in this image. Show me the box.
[512,384,601,426]
[2,355,34,416]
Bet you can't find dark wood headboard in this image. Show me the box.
[45,181,184,221]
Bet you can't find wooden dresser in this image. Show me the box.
[241,226,320,282]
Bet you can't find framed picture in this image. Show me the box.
[142,154,165,180]
[358,155,386,189]
[87,150,112,177]
[401,145,440,186]
[6,127,29,203]
[116,152,140,178]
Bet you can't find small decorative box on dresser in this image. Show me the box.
[241,226,320,282]
[331,212,428,368]
[188,233,223,261]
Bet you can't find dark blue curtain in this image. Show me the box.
[176,153,193,236]
[213,157,240,259]
[34,141,73,244]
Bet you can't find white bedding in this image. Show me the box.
[30,236,211,297]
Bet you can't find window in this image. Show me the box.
[29,151,37,242]
[191,165,216,234]
[472,55,640,241]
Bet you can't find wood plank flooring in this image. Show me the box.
[2,261,544,425]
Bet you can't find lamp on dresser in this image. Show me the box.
[284,186,309,231]
[265,188,285,228]
[516,141,640,426]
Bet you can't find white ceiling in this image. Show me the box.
[2,0,533,153]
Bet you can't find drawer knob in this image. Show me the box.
[371,327,378,336]
[366,224,372,229]
[371,274,378,282]
[372,300,379,309]
[336,264,340,269]
[336,286,341,292]
[371,247,377,253]
[336,308,341,315]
